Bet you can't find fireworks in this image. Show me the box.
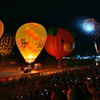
[82,18,100,39]
[73,17,100,40]
[83,18,95,32]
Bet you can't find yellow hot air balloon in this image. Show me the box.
[0,20,4,38]
[15,22,47,63]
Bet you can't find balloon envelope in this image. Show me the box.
[0,20,4,39]
[45,27,75,62]
[15,22,47,63]
[0,33,15,58]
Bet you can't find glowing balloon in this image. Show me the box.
[45,27,75,63]
[94,41,100,54]
[0,33,15,58]
[0,20,4,38]
[15,22,47,63]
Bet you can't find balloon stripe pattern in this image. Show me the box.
[15,22,47,63]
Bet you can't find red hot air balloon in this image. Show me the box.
[45,27,75,67]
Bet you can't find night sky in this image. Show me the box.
[1,0,100,58]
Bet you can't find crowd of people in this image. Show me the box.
[5,65,100,100]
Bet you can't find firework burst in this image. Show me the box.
[73,17,100,40]
[82,18,100,39]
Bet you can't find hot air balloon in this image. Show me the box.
[15,22,47,64]
[45,27,75,67]
[94,41,100,54]
[0,33,15,60]
[0,20,4,39]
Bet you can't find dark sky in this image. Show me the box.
[1,0,100,57]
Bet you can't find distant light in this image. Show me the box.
[83,57,87,59]
[66,57,70,59]
[95,59,98,61]
[12,52,15,55]
[77,55,80,57]
[96,62,98,66]
[94,41,96,44]
[80,57,82,60]
[96,55,100,58]
[92,55,95,57]
[63,57,65,59]
[75,57,79,59]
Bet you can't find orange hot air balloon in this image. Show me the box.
[0,20,4,39]
[0,33,15,59]
[15,22,47,63]
[45,27,75,65]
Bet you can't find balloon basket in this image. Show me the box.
[58,62,61,68]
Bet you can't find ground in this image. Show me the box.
[0,60,93,100]
[0,63,76,100]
